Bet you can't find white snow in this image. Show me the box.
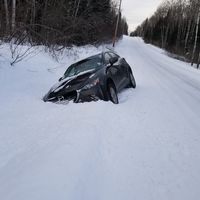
[0,36,200,200]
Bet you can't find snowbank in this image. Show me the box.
[0,36,200,200]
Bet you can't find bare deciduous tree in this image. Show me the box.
[132,0,200,68]
[0,0,128,61]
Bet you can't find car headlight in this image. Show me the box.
[82,78,100,90]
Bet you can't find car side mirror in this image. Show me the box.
[58,77,62,82]
[109,57,118,65]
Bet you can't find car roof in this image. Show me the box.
[103,46,119,54]
[74,50,120,65]
[86,51,119,59]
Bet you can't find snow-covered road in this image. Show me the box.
[0,36,200,200]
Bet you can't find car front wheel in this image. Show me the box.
[108,83,119,104]
[129,71,136,88]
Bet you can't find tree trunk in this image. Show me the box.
[4,0,9,33]
[161,26,165,48]
[176,19,182,52]
[191,8,200,66]
[87,0,91,7]
[11,0,16,32]
[197,51,200,69]
[73,0,78,17]
[42,0,48,24]
[31,0,36,24]
[164,24,170,48]
[184,18,191,54]
[74,0,81,20]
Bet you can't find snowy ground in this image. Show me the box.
[0,36,200,200]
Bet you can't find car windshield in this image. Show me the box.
[64,54,102,78]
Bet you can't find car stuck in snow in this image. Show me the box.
[43,51,136,104]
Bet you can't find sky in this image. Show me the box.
[120,0,164,31]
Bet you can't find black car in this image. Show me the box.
[43,51,136,104]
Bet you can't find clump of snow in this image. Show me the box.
[0,36,200,200]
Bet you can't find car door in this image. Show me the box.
[109,53,128,91]
[104,52,121,91]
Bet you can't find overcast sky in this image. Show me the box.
[120,0,163,31]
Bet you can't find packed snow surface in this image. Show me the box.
[0,36,200,200]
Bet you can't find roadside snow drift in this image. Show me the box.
[0,36,200,200]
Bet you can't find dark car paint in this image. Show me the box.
[43,51,135,103]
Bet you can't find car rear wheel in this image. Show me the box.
[108,83,119,104]
[129,71,136,88]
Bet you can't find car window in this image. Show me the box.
[64,54,102,78]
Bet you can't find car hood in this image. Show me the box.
[49,69,97,94]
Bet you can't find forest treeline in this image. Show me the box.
[0,0,128,47]
[131,0,200,68]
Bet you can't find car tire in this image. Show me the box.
[128,71,136,89]
[108,83,119,104]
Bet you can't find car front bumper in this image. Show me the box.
[43,84,105,103]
